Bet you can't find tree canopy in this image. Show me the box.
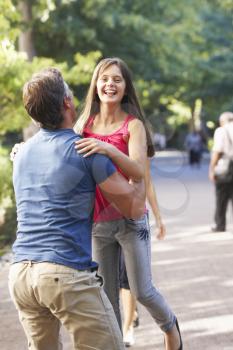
[1,0,232,137]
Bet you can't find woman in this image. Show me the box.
[75,57,182,350]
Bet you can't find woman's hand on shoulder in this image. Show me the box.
[75,138,114,157]
[10,142,25,161]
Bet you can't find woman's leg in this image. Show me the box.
[118,214,182,349]
[121,289,136,339]
[119,250,137,338]
[118,214,176,332]
[92,220,123,328]
[214,182,229,230]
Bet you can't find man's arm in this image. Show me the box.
[98,172,145,219]
[209,128,223,182]
[209,151,221,182]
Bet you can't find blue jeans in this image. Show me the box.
[92,213,176,333]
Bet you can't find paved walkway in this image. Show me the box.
[1,155,233,350]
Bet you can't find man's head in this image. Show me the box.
[219,111,233,126]
[23,68,76,129]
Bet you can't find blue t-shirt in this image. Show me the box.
[12,128,116,270]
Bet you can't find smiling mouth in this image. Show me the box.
[104,90,117,96]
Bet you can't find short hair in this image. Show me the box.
[23,68,70,129]
[219,111,233,124]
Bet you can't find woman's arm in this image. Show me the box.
[145,159,166,240]
[75,119,147,181]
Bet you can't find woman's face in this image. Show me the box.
[96,64,126,105]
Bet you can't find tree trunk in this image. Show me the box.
[18,0,36,62]
[18,1,39,139]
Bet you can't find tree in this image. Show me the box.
[1,0,233,136]
[18,0,36,60]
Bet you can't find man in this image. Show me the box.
[8,68,145,350]
[209,112,233,232]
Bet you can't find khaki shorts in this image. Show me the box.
[8,261,124,350]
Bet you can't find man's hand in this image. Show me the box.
[209,168,216,182]
[209,151,220,182]
[99,173,146,220]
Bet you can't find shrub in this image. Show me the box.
[0,147,16,249]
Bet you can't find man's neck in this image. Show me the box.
[59,113,74,129]
[59,122,73,129]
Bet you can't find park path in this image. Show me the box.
[0,152,233,349]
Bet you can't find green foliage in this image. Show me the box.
[2,0,232,131]
[0,47,101,135]
[0,49,29,134]
[0,148,17,249]
[0,0,20,43]
[0,148,13,203]
[66,51,102,86]
[0,204,17,249]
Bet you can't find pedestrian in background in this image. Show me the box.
[209,111,233,232]
[185,130,203,167]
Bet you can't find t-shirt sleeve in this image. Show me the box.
[213,128,224,153]
[82,154,116,184]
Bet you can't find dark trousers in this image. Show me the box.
[215,180,233,230]
[189,150,202,165]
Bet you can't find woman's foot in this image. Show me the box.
[123,326,135,347]
[164,319,182,350]
[133,309,139,328]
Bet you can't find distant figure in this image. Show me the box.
[185,130,203,167]
[209,112,233,232]
[154,132,166,150]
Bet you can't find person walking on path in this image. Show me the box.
[75,57,182,350]
[8,68,146,350]
[184,130,203,167]
[209,111,233,232]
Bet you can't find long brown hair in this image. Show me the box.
[74,57,155,157]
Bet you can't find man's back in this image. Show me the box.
[213,122,233,157]
[13,128,115,270]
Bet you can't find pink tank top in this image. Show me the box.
[83,115,135,222]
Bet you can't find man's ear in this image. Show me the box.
[63,96,71,109]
